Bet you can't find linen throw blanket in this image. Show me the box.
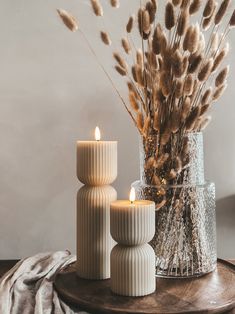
[0,251,90,314]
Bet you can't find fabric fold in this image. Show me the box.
[0,251,90,314]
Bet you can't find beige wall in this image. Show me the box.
[0,0,234,259]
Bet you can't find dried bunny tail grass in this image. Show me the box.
[100,31,112,45]
[181,0,190,9]
[113,52,128,70]
[160,71,171,97]
[172,49,183,77]
[145,156,155,169]
[171,109,180,133]
[229,10,235,28]
[143,115,151,137]
[200,103,211,116]
[91,0,103,16]
[198,58,213,81]
[182,56,189,76]
[201,87,212,105]
[135,65,145,86]
[153,111,160,131]
[212,43,229,72]
[183,25,193,51]
[160,129,171,145]
[146,1,156,24]
[131,66,138,82]
[187,23,200,53]
[115,65,127,76]
[197,33,206,53]
[126,15,134,33]
[210,32,219,55]
[152,174,161,185]
[191,79,200,98]
[200,115,212,130]
[121,38,131,54]
[189,54,202,73]
[129,92,139,112]
[177,9,189,36]
[136,50,143,66]
[152,24,162,54]
[151,0,158,13]
[185,106,201,131]
[214,0,231,25]
[212,83,227,101]
[181,96,191,121]
[138,8,144,37]
[57,9,78,32]
[110,0,120,8]
[165,2,175,30]
[189,0,202,15]
[184,74,194,96]
[202,2,217,30]
[175,79,184,98]
[174,156,183,174]
[137,112,144,131]
[215,66,229,87]
[127,81,139,98]
[143,10,151,33]
[172,0,182,6]
[203,0,216,18]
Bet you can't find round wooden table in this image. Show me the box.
[54,259,235,314]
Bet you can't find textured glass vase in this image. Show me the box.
[132,132,217,278]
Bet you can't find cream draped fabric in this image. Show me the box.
[0,251,90,314]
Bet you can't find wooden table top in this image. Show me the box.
[0,259,235,314]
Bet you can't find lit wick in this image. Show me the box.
[129,187,136,204]
[95,126,101,142]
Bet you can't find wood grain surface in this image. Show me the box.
[54,259,235,314]
[0,259,234,313]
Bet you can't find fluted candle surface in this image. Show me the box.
[111,200,155,245]
[77,141,117,186]
[77,185,117,279]
[110,197,156,296]
[76,127,118,280]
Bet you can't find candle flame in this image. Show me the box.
[129,187,136,203]
[95,126,101,141]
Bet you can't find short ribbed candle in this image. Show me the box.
[111,200,155,245]
[110,199,156,296]
[77,141,117,186]
[111,244,156,297]
[77,185,117,280]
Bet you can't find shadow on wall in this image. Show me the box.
[216,195,235,259]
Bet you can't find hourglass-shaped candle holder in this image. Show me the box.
[110,188,156,296]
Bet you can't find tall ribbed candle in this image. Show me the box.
[77,185,117,279]
[110,188,156,296]
[76,127,117,280]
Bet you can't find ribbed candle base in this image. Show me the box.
[111,244,156,296]
[77,185,117,280]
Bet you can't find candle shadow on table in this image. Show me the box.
[216,195,235,259]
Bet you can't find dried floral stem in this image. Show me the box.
[79,29,137,127]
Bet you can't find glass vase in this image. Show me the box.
[132,132,217,278]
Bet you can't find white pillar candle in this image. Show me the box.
[77,185,117,280]
[110,188,156,296]
[76,127,118,280]
[77,127,117,186]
